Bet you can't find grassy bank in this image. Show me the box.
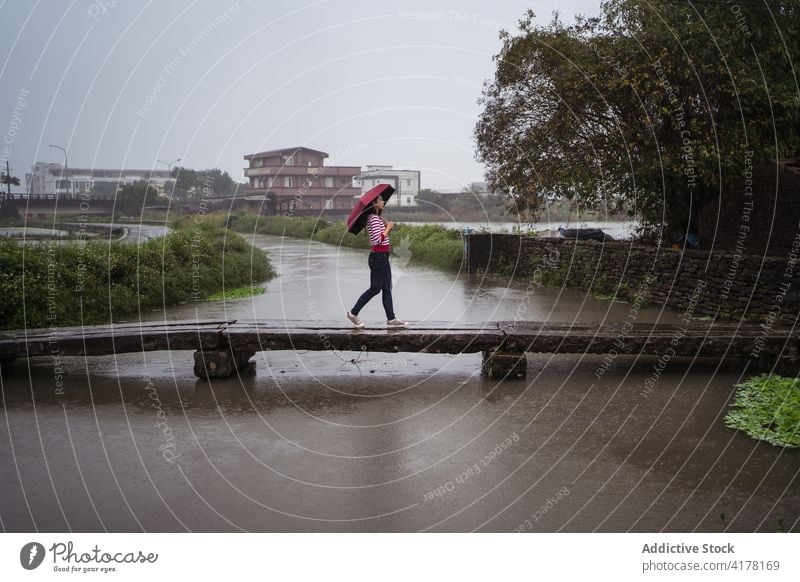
[213,213,465,271]
[0,223,275,329]
[725,374,800,448]
[207,285,266,301]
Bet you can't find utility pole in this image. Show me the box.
[0,160,13,214]
[49,144,71,197]
[157,158,181,199]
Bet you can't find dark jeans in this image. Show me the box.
[351,251,395,320]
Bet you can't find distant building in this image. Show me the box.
[354,165,420,207]
[468,182,490,194]
[26,162,171,196]
[242,147,361,214]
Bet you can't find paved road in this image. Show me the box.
[66,222,171,242]
[116,222,170,242]
[0,227,69,237]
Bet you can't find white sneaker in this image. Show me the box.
[387,319,408,328]
[347,311,365,328]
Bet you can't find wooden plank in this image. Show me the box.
[0,320,795,359]
[0,327,226,358]
[225,327,506,354]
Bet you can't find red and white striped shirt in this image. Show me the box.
[367,213,389,251]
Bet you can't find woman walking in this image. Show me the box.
[347,195,408,328]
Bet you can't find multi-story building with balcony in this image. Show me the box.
[353,165,420,207]
[26,162,171,196]
[243,147,361,214]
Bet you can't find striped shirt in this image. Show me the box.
[366,213,389,250]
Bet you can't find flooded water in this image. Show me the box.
[1,234,798,532]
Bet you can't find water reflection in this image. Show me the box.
[1,234,798,533]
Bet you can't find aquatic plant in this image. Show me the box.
[724,374,800,448]
[207,285,266,301]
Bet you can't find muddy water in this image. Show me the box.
[1,235,798,532]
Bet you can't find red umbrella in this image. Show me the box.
[346,183,395,234]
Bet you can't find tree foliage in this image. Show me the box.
[114,181,160,217]
[90,181,119,197]
[171,166,240,200]
[475,0,800,237]
[0,172,21,188]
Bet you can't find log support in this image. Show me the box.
[193,348,254,379]
[481,349,527,380]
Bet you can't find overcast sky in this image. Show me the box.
[0,0,601,191]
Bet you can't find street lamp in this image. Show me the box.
[157,158,181,198]
[49,144,71,197]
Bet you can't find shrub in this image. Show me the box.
[0,224,275,329]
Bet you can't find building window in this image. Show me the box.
[325,177,333,188]
[268,177,274,188]
[284,155,294,166]
[406,197,411,204]
[406,179,411,186]
[284,176,292,187]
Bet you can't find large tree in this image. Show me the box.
[114,181,159,217]
[0,171,21,190]
[475,0,800,238]
[170,166,239,201]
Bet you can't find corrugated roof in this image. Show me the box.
[244,147,329,160]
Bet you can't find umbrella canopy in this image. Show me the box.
[346,183,395,234]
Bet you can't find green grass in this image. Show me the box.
[725,374,800,448]
[0,223,276,329]
[218,212,465,271]
[207,285,266,301]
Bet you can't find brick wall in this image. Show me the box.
[466,234,800,322]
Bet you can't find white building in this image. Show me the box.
[26,162,172,196]
[353,165,420,207]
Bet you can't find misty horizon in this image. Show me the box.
[0,0,601,193]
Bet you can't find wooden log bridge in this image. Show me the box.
[0,320,797,380]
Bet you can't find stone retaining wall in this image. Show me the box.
[466,234,800,322]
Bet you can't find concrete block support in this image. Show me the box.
[481,349,527,380]
[193,349,254,379]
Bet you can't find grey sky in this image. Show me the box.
[0,0,601,191]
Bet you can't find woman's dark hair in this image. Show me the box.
[367,198,383,215]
